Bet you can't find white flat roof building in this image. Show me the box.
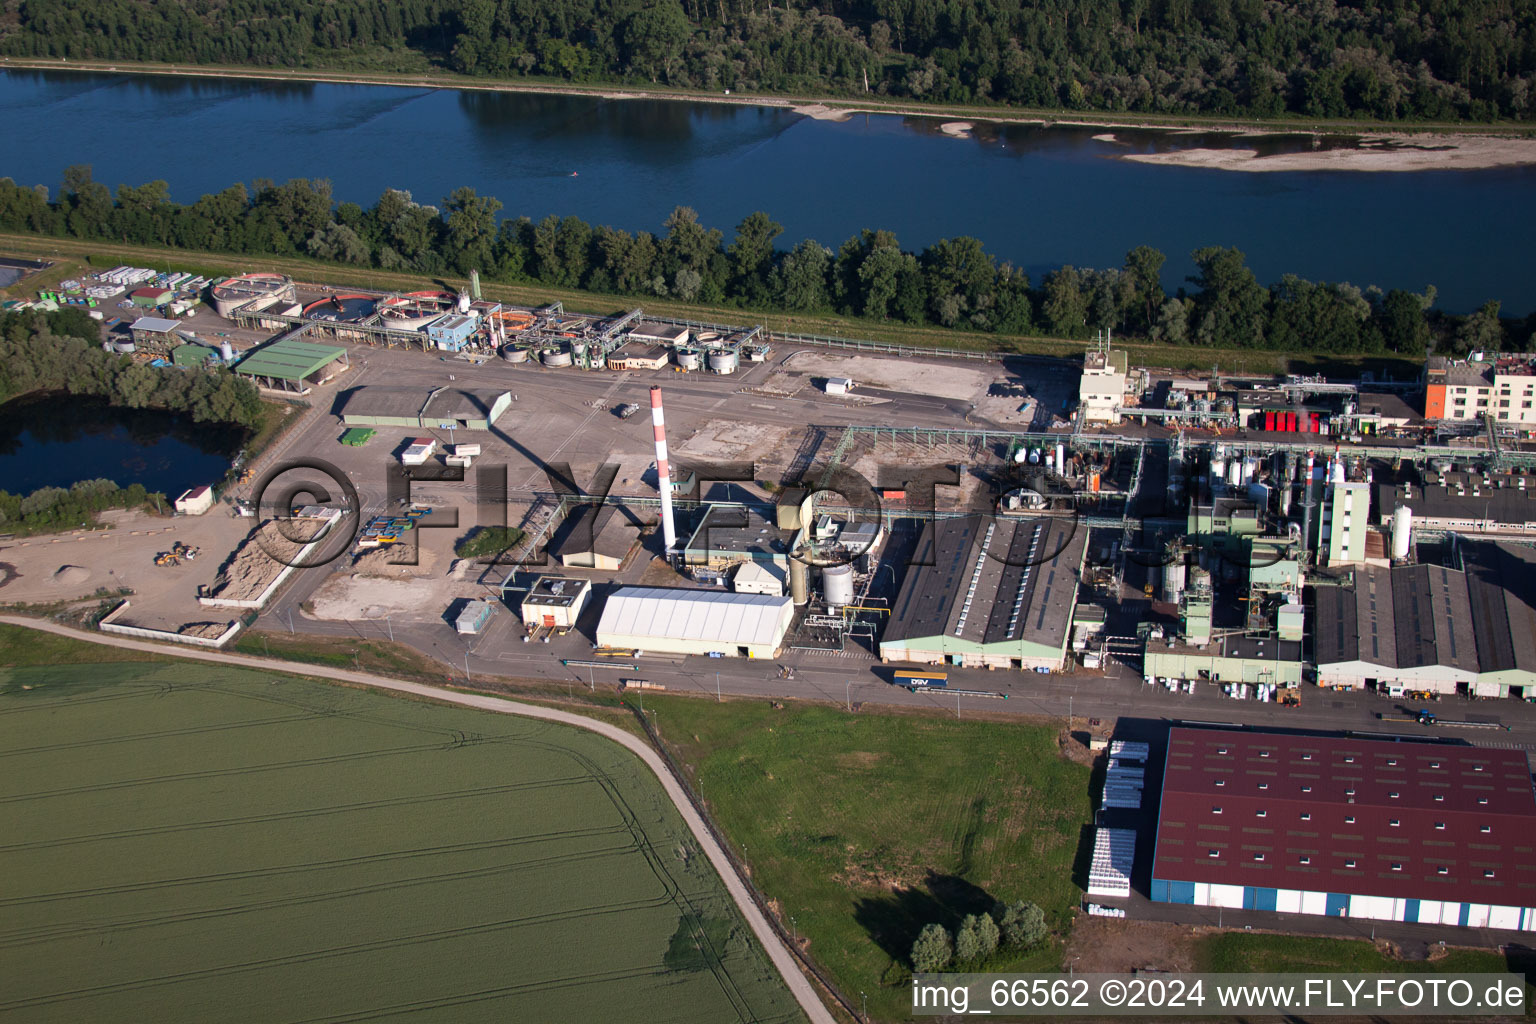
[596,587,793,659]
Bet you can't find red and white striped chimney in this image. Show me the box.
[650,385,677,551]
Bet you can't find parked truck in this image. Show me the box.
[892,669,949,692]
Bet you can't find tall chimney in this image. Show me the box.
[651,385,677,551]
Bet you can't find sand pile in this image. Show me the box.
[52,565,91,585]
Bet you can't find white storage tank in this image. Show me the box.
[707,348,739,374]
[541,348,572,367]
[676,348,701,370]
[821,563,855,608]
[503,346,529,363]
[789,558,810,606]
[1162,556,1187,603]
[1391,505,1413,560]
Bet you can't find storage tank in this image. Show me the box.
[113,339,136,353]
[676,348,701,371]
[1055,444,1065,476]
[1391,505,1413,560]
[1209,457,1226,487]
[541,348,572,368]
[219,339,234,363]
[707,348,739,374]
[1226,458,1242,487]
[1162,553,1187,603]
[502,346,529,363]
[822,563,855,608]
[789,558,810,606]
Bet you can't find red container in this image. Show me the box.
[1264,411,1276,431]
[1310,412,1322,432]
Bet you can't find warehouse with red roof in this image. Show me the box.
[1150,727,1536,930]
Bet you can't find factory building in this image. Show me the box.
[1144,633,1305,688]
[1424,353,1536,424]
[1461,541,1536,698]
[1312,563,1484,695]
[607,344,671,370]
[1151,728,1536,931]
[628,322,690,347]
[234,338,350,393]
[547,505,641,571]
[519,576,591,629]
[1375,465,1536,536]
[595,587,793,658]
[682,505,795,569]
[1077,341,1128,425]
[879,515,1087,671]
[732,561,786,596]
[337,387,512,431]
[128,316,182,355]
[1322,480,1371,566]
[426,314,480,352]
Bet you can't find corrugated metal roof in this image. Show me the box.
[1153,728,1536,908]
[597,587,790,647]
[235,338,347,382]
[130,316,179,333]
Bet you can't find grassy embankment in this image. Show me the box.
[0,232,1420,379]
[644,695,1093,1022]
[8,56,1536,139]
[0,627,801,1023]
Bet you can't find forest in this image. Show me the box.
[0,305,266,428]
[3,0,1534,121]
[0,168,1526,357]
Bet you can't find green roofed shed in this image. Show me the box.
[235,337,349,393]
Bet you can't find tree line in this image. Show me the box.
[4,0,1535,122]
[0,306,266,428]
[0,168,1529,356]
[0,477,165,534]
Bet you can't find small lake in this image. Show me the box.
[0,394,246,497]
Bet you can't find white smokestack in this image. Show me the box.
[651,385,677,551]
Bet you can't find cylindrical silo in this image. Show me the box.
[676,348,701,371]
[1226,459,1242,487]
[822,563,855,608]
[219,339,234,363]
[541,349,572,367]
[1391,505,1413,560]
[1055,444,1065,476]
[503,346,529,363]
[707,349,739,374]
[1162,550,1187,604]
[789,559,810,606]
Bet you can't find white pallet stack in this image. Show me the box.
[1086,828,1136,898]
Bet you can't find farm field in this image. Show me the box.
[0,651,803,1023]
[649,699,1094,1022]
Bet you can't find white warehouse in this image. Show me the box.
[595,587,793,659]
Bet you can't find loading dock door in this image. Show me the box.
[543,615,555,628]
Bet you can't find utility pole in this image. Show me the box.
[716,670,721,702]
[464,649,471,683]
[589,665,595,692]
[385,615,393,642]
[845,679,851,711]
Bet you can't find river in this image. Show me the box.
[0,393,245,497]
[0,69,1531,313]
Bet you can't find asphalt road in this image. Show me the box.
[0,615,837,1024]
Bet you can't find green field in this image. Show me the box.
[648,699,1093,1021]
[0,651,803,1023]
[1198,933,1516,976]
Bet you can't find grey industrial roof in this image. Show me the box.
[884,515,1086,649]
[684,505,792,560]
[548,504,640,561]
[1313,562,1482,673]
[1461,541,1536,674]
[130,316,180,333]
[522,576,590,608]
[339,386,508,421]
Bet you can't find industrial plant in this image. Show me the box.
[19,253,1536,945]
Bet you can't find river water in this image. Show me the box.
[0,394,244,497]
[0,69,1531,313]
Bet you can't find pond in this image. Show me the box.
[0,393,247,498]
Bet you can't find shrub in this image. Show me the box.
[996,900,1048,949]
